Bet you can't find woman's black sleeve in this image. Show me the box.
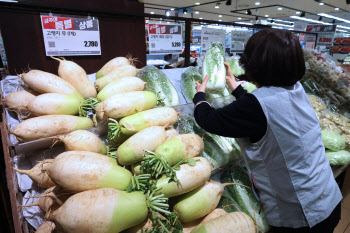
[193,85,267,142]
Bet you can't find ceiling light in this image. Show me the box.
[318,13,350,24]
[219,15,222,17]
[319,2,324,5]
[167,22,170,24]
[338,25,350,30]
[265,15,269,17]
[195,2,200,5]
[219,19,222,21]
[199,17,203,19]
[150,12,154,14]
[183,9,187,14]
[255,2,260,5]
[290,15,332,25]
[215,3,220,8]
[226,0,232,5]
[235,21,253,25]
[296,11,301,14]
[195,11,199,14]
[165,10,170,16]
[337,29,347,32]
[335,8,339,10]
[159,18,163,21]
[278,7,282,10]
[247,9,252,15]
[300,12,305,17]
[238,17,242,20]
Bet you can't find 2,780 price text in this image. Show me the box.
[172,42,181,47]
[84,41,99,47]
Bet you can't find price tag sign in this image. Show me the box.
[201,27,226,53]
[231,31,252,52]
[40,14,101,56]
[317,32,335,46]
[148,23,182,54]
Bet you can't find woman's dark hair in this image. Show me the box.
[239,29,305,86]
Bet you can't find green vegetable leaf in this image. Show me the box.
[187,158,196,166]
[79,97,99,117]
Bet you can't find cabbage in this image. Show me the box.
[326,150,350,165]
[181,67,201,103]
[321,130,346,152]
[242,82,257,93]
[202,43,226,94]
[227,57,244,77]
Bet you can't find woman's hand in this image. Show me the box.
[195,75,209,93]
[224,62,239,91]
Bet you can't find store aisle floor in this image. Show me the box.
[334,169,350,233]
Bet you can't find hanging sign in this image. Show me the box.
[304,34,317,50]
[200,27,226,53]
[231,31,252,52]
[306,25,336,47]
[148,23,183,54]
[40,14,101,56]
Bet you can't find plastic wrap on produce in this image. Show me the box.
[22,189,46,229]
[160,68,187,105]
[303,49,350,113]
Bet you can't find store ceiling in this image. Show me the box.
[144,0,350,28]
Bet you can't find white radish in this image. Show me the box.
[10,115,93,142]
[27,93,81,116]
[201,209,227,223]
[21,70,84,101]
[47,188,150,233]
[52,57,97,98]
[56,130,107,155]
[155,157,211,198]
[191,212,255,233]
[96,91,157,121]
[46,151,132,192]
[96,57,131,79]
[117,126,167,165]
[111,107,178,137]
[94,65,138,91]
[97,77,146,101]
[173,180,245,222]
[3,90,37,113]
[13,161,55,188]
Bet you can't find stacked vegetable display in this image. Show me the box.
[4,56,270,232]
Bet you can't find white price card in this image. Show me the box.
[40,14,101,56]
[201,27,226,53]
[148,23,183,54]
[231,31,252,52]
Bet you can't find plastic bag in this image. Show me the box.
[326,150,350,166]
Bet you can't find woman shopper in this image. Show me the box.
[194,29,342,232]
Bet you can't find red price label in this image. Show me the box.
[319,38,332,43]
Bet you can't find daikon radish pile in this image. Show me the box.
[173,180,245,222]
[182,218,203,233]
[117,126,167,165]
[201,209,227,223]
[124,217,153,233]
[108,107,178,142]
[97,77,146,101]
[21,186,73,212]
[52,57,97,98]
[96,91,157,121]
[3,90,37,113]
[21,70,84,101]
[155,157,211,198]
[95,65,138,91]
[35,221,56,233]
[47,188,173,233]
[56,130,107,154]
[27,93,81,116]
[13,161,55,188]
[10,115,93,142]
[191,212,255,233]
[96,57,131,79]
[46,151,132,192]
[142,134,204,178]
[182,209,227,233]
